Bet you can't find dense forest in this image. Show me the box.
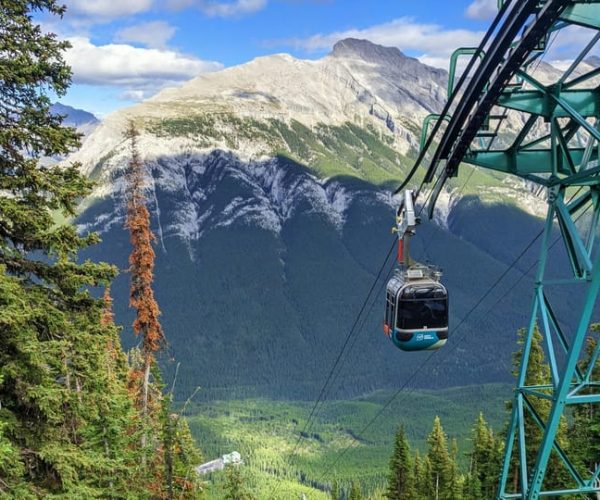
[196,326,599,500]
[0,1,202,497]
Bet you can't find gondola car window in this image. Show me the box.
[397,298,447,330]
[385,292,395,328]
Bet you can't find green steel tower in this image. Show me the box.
[406,1,600,497]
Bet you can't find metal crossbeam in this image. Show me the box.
[497,89,599,118]
[465,149,591,177]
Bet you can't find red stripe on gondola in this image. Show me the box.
[397,238,404,263]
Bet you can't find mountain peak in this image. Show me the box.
[331,38,408,62]
[585,55,600,68]
[51,102,98,127]
[51,102,99,137]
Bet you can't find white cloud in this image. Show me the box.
[115,21,177,48]
[279,17,484,69]
[63,0,266,25]
[64,0,154,22]
[546,25,600,60]
[168,0,267,17]
[120,90,150,102]
[465,0,497,21]
[203,0,266,16]
[65,37,223,95]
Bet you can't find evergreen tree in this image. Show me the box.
[385,425,416,499]
[125,122,165,422]
[413,450,429,500]
[508,325,572,492]
[129,348,167,494]
[330,479,340,500]
[0,1,141,496]
[569,326,600,490]
[162,396,204,499]
[469,412,501,499]
[124,121,167,489]
[426,416,454,500]
[421,455,437,500]
[89,285,142,496]
[224,463,252,500]
[447,438,463,500]
[81,310,140,495]
[463,463,483,500]
[0,373,21,495]
[123,123,204,497]
[348,480,363,500]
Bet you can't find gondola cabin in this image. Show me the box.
[383,266,448,351]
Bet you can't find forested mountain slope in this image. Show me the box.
[71,39,587,400]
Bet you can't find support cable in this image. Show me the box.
[317,189,590,485]
[395,0,515,197]
[316,215,554,483]
[268,237,397,498]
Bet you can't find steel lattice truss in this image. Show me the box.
[414,1,600,498]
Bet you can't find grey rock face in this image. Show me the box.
[51,102,99,136]
[329,38,448,116]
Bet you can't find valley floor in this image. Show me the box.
[186,383,512,499]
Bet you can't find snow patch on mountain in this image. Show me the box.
[81,139,365,258]
[428,189,462,230]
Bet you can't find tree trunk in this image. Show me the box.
[75,377,82,403]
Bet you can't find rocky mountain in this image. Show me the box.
[71,39,582,401]
[51,102,99,136]
[585,55,600,68]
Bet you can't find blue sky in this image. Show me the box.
[39,0,508,115]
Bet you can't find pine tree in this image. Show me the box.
[349,480,363,500]
[87,286,141,496]
[463,462,483,500]
[413,450,429,500]
[569,326,600,488]
[421,455,437,500]
[386,425,416,499]
[447,438,463,500]
[125,122,165,419]
[162,396,204,499]
[331,479,340,500]
[0,1,141,496]
[0,372,21,494]
[124,120,167,487]
[508,325,572,492]
[426,416,455,500]
[224,463,252,500]
[423,417,463,500]
[468,413,501,499]
[123,123,204,496]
